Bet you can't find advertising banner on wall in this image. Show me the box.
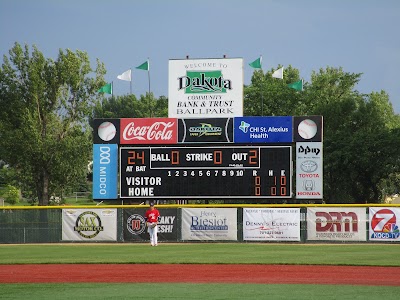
[243,208,300,241]
[168,58,244,118]
[234,116,293,143]
[92,144,118,199]
[178,118,233,143]
[369,207,400,241]
[123,208,178,242]
[296,142,323,199]
[307,207,367,241]
[62,209,117,241]
[181,208,237,241]
[119,118,178,144]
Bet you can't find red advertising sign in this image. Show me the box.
[120,118,178,144]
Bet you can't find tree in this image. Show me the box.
[304,67,365,203]
[93,92,168,119]
[245,65,400,203]
[244,65,305,116]
[306,68,400,203]
[340,92,400,203]
[0,42,106,205]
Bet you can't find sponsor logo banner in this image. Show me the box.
[62,209,117,241]
[123,208,178,242]
[234,116,293,143]
[93,119,120,144]
[307,207,366,241]
[120,118,178,144]
[168,58,244,118]
[243,208,300,241]
[93,144,118,199]
[369,207,400,241]
[181,208,237,241]
[296,142,323,199]
[178,118,233,143]
[293,116,323,142]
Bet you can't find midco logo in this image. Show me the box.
[315,212,358,232]
[98,146,111,195]
[178,71,232,93]
[99,146,111,164]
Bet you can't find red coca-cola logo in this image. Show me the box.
[120,118,177,144]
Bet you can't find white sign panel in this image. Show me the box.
[307,207,366,241]
[62,209,117,241]
[181,208,237,241]
[168,58,244,118]
[296,142,323,199]
[369,207,400,241]
[243,208,300,241]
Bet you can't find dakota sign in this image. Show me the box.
[168,58,244,118]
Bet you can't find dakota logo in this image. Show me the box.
[178,71,232,93]
[122,121,175,141]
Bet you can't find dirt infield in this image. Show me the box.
[1,264,400,286]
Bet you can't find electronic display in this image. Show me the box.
[120,145,292,199]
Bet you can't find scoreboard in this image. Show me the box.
[120,145,292,199]
[92,116,324,201]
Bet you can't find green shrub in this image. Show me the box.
[4,185,20,205]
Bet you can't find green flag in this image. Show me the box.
[136,60,149,71]
[288,80,303,91]
[249,56,262,69]
[97,82,112,94]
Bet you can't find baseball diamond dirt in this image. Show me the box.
[1,264,400,286]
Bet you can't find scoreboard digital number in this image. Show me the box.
[119,145,292,199]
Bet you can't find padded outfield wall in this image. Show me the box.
[1,204,399,244]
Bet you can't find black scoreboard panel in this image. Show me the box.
[119,145,292,199]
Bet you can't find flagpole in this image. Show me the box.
[147,58,150,95]
[260,55,263,116]
[148,58,152,117]
[130,68,132,95]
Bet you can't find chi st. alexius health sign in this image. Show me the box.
[168,58,244,118]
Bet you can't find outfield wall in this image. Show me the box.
[1,204,399,244]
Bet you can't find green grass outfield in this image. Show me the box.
[0,243,399,266]
[1,243,400,300]
[1,283,400,300]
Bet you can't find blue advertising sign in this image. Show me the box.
[234,116,293,143]
[93,144,118,199]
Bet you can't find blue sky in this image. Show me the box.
[1,0,399,114]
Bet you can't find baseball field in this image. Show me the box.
[1,243,400,299]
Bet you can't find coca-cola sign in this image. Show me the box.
[120,118,178,144]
